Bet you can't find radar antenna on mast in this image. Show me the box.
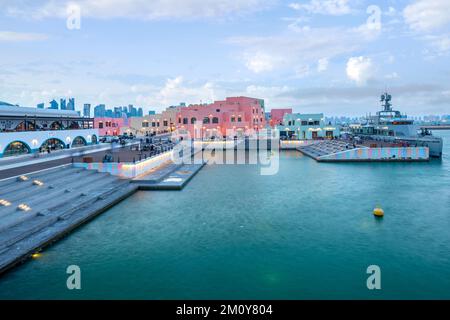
[381,92,392,112]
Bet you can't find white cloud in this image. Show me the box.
[0,31,48,41]
[403,0,450,31]
[136,76,221,107]
[4,0,273,20]
[289,0,351,16]
[229,25,378,74]
[346,56,374,86]
[424,34,450,55]
[244,52,276,73]
[317,58,329,72]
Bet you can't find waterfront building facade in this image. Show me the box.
[122,106,180,136]
[0,101,98,157]
[277,113,340,140]
[176,96,266,139]
[94,117,127,136]
[270,108,292,127]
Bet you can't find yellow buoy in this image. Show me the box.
[373,207,384,217]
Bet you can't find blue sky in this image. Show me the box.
[0,0,449,115]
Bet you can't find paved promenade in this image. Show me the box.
[0,143,137,180]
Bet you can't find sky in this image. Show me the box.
[0,0,449,116]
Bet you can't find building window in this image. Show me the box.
[98,122,104,129]
[191,117,197,124]
[314,120,320,125]
[163,120,168,127]
[3,141,31,157]
[212,117,219,124]
[216,109,220,112]
[72,136,87,148]
[301,121,307,126]
[203,117,210,124]
[142,122,149,127]
[178,118,181,124]
[183,118,188,125]
[237,117,242,122]
[50,121,64,130]
[152,122,156,127]
[231,117,235,122]
[41,138,65,151]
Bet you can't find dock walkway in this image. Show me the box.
[298,140,429,162]
[133,163,205,190]
[0,165,138,274]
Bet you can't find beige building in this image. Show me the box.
[121,106,180,136]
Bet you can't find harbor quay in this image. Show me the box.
[0,94,447,280]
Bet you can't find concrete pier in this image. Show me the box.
[0,165,138,275]
[298,140,429,162]
[0,155,206,275]
[133,163,205,190]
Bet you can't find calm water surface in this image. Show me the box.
[0,132,449,299]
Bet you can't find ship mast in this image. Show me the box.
[380,92,392,112]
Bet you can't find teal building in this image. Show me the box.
[277,113,340,140]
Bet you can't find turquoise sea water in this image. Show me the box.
[0,132,449,299]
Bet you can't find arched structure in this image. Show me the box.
[41,138,66,151]
[3,141,31,157]
[72,136,87,148]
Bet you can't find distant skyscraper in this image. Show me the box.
[67,98,75,110]
[114,107,123,118]
[83,103,91,117]
[37,103,45,109]
[148,110,156,115]
[94,104,106,117]
[138,107,143,117]
[128,104,137,117]
[60,98,67,110]
[49,99,59,109]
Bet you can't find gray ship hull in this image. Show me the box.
[367,135,443,158]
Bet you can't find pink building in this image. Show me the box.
[176,97,266,138]
[94,118,127,136]
[270,108,292,127]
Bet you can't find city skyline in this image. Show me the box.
[1,0,450,116]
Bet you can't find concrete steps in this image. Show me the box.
[0,179,131,253]
[0,166,80,196]
[0,168,93,204]
[0,171,114,232]
[0,175,137,273]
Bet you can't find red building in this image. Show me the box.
[176,97,266,138]
[270,108,292,127]
[94,117,127,136]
